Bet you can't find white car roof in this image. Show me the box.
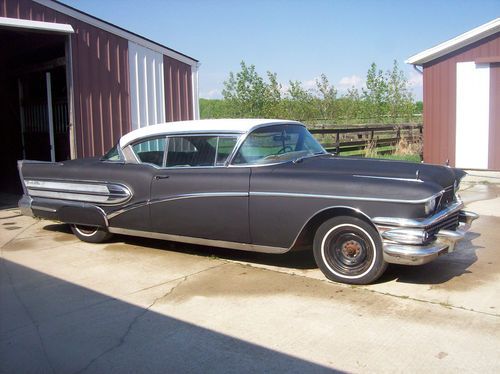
[119,119,302,147]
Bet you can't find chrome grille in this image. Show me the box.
[425,211,460,243]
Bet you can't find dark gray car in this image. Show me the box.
[18,119,478,284]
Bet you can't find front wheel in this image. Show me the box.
[313,216,387,285]
[70,224,113,243]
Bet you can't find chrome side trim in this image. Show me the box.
[149,192,248,204]
[94,205,109,227]
[31,205,57,213]
[107,201,150,220]
[250,191,443,204]
[373,200,464,228]
[107,192,249,220]
[24,179,132,205]
[107,227,289,254]
[353,175,424,183]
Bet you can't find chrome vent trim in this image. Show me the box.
[25,179,132,205]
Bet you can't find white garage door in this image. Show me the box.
[455,62,490,169]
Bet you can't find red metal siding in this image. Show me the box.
[164,55,193,122]
[489,63,500,169]
[422,32,500,167]
[1,0,131,158]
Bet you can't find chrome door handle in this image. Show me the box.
[154,175,170,180]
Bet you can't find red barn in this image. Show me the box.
[0,0,199,193]
[406,18,500,170]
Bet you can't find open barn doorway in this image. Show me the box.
[0,24,72,195]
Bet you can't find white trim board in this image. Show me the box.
[33,0,197,66]
[406,18,500,65]
[455,62,490,169]
[128,41,166,131]
[0,16,74,33]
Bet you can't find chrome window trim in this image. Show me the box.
[250,191,444,205]
[121,129,246,149]
[107,227,289,254]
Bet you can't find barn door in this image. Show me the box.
[455,62,490,169]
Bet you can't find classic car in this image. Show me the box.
[18,119,478,284]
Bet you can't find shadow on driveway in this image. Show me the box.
[0,259,337,374]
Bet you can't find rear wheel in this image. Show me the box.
[313,216,387,285]
[70,224,113,243]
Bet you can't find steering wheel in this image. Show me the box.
[277,146,294,154]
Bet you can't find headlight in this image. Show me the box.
[425,197,437,215]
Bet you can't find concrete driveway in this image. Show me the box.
[1,181,499,373]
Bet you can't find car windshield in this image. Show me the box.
[232,124,326,165]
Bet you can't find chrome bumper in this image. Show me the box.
[375,208,478,266]
[18,195,34,217]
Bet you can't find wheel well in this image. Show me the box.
[290,207,376,251]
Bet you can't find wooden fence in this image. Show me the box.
[309,124,423,155]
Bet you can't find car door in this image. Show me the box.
[149,134,251,243]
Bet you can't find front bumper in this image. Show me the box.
[374,203,478,266]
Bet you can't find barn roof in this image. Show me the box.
[406,18,500,65]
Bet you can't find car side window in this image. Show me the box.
[165,135,239,167]
[132,137,166,167]
[166,136,216,167]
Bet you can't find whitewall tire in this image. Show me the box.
[313,216,387,285]
[70,224,113,243]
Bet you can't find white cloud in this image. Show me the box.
[200,88,222,99]
[408,69,423,88]
[302,78,319,90]
[407,69,423,100]
[338,74,364,89]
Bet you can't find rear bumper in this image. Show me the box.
[18,194,108,227]
[375,208,478,266]
[18,195,34,217]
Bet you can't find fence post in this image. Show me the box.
[336,130,340,154]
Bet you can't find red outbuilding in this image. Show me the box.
[0,0,199,192]
[406,18,500,170]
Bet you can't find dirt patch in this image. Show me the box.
[148,261,499,333]
[4,226,21,231]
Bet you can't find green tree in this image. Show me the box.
[284,80,315,121]
[222,61,267,117]
[363,62,388,120]
[386,60,414,121]
[315,73,337,120]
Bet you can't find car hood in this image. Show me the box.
[288,155,465,191]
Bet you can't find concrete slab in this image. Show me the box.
[1,184,499,373]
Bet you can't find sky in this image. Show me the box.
[61,0,500,101]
